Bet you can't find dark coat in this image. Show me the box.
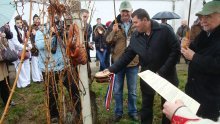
[93,33,107,50]
[176,25,190,42]
[84,23,92,41]
[84,23,92,62]
[92,25,107,50]
[109,20,180,87]
[186,26,220,105]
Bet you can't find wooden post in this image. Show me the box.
[68,1,92,124]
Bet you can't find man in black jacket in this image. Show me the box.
[181,0,220,121]
[104,8,180,124]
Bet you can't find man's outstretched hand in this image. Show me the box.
[95,69,111,78]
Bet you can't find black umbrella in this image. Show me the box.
[152,11,181,20]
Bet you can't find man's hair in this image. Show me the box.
[33,14,39,21]
[97,18,101,20]
[131,8,150,21]
[14,15,22,22]
[80,9,89,14]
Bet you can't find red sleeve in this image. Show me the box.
[171,115,200,124]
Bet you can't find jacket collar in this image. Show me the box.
[201,25,220,38]
[210,25,220,37]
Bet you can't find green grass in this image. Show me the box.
[0,60,188,124]
[0,83,46,124]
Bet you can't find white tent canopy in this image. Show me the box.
[9,0,211,30]
[82,0,211,32]
[9,0,211,57]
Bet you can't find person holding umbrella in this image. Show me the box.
[105,0,139,122]
[152,11,181,31]
[161,18,173,31]
[181,0,220,121]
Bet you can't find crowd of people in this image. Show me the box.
[102,0,220,123]
[0,0,219,123]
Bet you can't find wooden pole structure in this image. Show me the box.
[187,0,192,27]
[185,0,192,39]
[68,0,92,123]
[113,0,117,24]
[0,0,33,123]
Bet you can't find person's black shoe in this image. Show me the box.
[129,115,139,121]
[114,115,122,122]
[34,81,42,84]
[25,84,31,88]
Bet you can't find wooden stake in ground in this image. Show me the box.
[68,0,93,123]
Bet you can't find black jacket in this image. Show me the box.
[93,33,107,50]
[84,23,92,62]
[109,20,180,85]
[186,25,220,104]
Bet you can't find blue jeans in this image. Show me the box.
[96,49,107,71]
[113,66,139,116]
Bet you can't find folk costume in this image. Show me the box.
[11,24,32,88]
